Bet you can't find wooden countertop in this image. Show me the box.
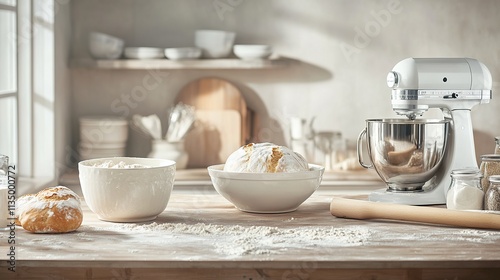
[1,188,500,279]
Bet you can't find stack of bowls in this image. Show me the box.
[79,116,129,160]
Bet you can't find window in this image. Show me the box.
[0,1,18,167]
[0,0,56,190]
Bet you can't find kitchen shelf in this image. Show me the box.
[70,57,294,70]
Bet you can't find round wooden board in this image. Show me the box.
[175,78,251,167]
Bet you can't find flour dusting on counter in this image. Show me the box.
[82,222,372,256]
[372,227,500,244]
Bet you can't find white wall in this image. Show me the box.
[69,0,500,165]
[55,0,72,175]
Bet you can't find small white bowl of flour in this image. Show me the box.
[78,157,176,222]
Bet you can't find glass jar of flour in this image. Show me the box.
[446,169,484,210]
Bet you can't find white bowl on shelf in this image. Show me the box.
[233,45,273,60]
[78,157,176,222]
[124,47,165,59]
[207,164,324,213]
[165,47,202,60]
[89,32,124,59]
[195,30,236,58]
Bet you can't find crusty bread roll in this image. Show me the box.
[17,186,83,233]
[15,194,35,226]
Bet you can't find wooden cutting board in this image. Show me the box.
[184,110,242,168]
[175,77,251,144]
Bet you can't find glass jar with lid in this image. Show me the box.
[446,169,484,210]
[495,137,500,154]
[485,175,500,211]
[0,154,8,186]
[479,154,500,194]
[0,155,9,229]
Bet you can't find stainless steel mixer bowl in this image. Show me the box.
[358,119,449,191]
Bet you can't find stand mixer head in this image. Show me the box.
[388,58,492,119]
[367,58,492,205]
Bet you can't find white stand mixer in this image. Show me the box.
[369,58,492,205]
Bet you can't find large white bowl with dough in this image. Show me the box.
[78,157,176,222]
[207,164,324,213]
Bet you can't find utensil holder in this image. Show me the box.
[148,140,188,169]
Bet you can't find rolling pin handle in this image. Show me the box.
[330,197,500,230]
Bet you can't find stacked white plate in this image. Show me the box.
[124,47,165,59]
[233,45,273,60]
[79,116,129,160]
[164,47,202,60]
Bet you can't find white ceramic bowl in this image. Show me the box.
[79,116,128,144]
[124,47,165,59]
[89,32,124,59]
[165,47,202,60]
[207,164,324,213]
[195,30,236,58]
[233,45,273,60]
[79,157,176,222]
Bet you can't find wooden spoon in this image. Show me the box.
[330,197,500,230]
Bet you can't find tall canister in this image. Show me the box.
[494,137,500,154]
[479,154,500,195]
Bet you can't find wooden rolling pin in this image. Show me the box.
[330,197,500,230]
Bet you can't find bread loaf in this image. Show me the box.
[15,194,35,226]
[17,186,83,233]
[223,143,309,173]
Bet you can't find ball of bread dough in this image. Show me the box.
[224,142,309,173]
[18,186,83,233]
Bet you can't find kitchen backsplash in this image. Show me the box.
[69,0,500,165]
